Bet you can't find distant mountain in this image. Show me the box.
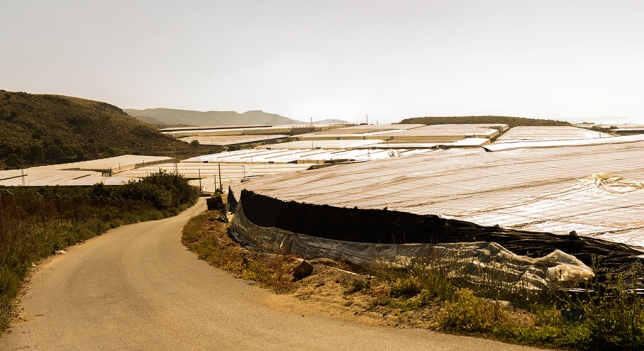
[0,91,219,169]
[125,108,305,126]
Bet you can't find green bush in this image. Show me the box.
[116,170,197,209]
[440,289,509,333]
[389,276,422,298]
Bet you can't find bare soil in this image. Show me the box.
[184,209,445,330]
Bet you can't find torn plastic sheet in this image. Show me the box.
[231,201,594,291]
[585,173,644,194]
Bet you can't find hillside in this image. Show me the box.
[400,116,571,128]
[125,108,304,126]
[0,90,220,169]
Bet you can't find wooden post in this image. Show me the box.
[198,169,202,193]
[6,190,19,226]
[36,192,45,228]
[65,194,75,222]
[0,193,4,234]
[56,193,63,221]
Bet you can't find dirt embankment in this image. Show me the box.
[182,209,507,331]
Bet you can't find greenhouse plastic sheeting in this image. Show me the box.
[230,201,594,291]
[230,140,644,247]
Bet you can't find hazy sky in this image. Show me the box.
[2,0,643,124]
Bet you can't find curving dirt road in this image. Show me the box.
[1,199,541,350]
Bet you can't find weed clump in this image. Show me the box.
[440,289,510,333]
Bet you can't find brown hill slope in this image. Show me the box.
[0,90,220,169]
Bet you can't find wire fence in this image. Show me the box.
[0,193,155,234]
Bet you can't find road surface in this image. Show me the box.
[1,199,542,350]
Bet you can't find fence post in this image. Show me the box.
[85,195,91,218]
[36,192,45,228]
[56,193,63,222]
[6,190,19,226]
[0,193,4,235]
[65,194,75,222]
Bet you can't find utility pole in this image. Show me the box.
[172,145,178,174]
[198,169,202,193]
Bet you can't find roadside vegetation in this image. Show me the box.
[184,209,644,351]
[0,90,221,169]
[400,115,572,128]
[0,171,198,331]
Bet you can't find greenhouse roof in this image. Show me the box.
[232,140,644,247]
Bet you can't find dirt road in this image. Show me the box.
[1,199,541,350]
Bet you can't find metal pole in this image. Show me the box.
[214,175,217,193]
[36,192,45,228]
[218,163,223,190]
[198,169,202,193]
[6,190,19,226]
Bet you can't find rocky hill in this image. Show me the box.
[0,90,220,169]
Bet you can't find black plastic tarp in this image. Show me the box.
[239,189,644,277]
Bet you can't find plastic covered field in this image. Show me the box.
[494,126,613,143]
[231,140,644,247]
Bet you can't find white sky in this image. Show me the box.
[1,0,643,124]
